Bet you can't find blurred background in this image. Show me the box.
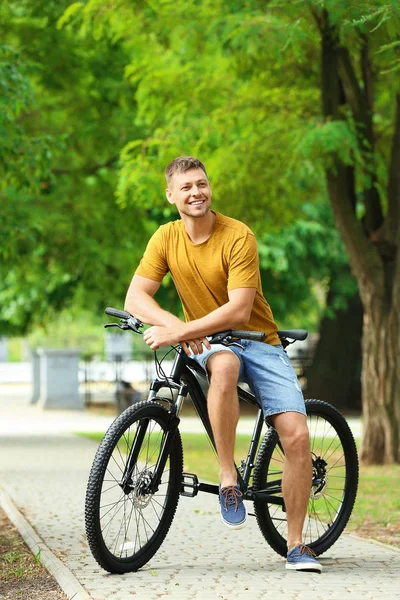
[1,0,400,462]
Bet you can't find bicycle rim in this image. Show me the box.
[85,402,182,572]
[253,399,358,556]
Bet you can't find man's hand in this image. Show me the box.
[179,338,211,356]
[143,325,211,356]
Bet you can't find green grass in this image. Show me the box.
[0,544,28,580]
[346,465,400,545]
[79,430,251,483]
[181,432,253,482]
[79,430,400,548]
[79,431,348,484]
[0,525,43,583]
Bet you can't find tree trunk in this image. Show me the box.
[360,298,400,463]
[316,10,400,463]
[305,290,362,412]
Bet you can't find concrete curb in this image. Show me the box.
[0,487,92,600]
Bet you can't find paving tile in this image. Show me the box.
[1,393,399,600]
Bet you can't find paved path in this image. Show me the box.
[1,389,400,600]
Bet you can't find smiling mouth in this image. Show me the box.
[189,200,205,205]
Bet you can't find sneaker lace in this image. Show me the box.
[297,544,317,557]
[220,486,243,511]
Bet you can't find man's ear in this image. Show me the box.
[166,188,175,205]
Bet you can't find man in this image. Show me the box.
[124,156,322,573]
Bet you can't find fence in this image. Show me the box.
[80,358,174,410]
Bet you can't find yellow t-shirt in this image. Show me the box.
[135,211,280,345]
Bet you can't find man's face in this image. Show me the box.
[166,168,212,218]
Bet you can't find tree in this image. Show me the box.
[8,0,398,461]
[1,0,351,335]
[309,3,400,462]
[59,0,400,463]
[0,0,154,332]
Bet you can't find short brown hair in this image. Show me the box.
[165,156,208,186]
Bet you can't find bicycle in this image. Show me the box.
[85,307,359,574]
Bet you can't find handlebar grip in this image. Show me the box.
[231,330,266,342]
[105,307,132,320]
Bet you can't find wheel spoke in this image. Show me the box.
[85,402,183,572]
[253,400,358,558]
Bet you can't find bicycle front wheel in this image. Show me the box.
[85,401,183,573]
[253,399,358,557]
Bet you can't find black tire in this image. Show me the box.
[253,399,359,557]
[85,400,183,573]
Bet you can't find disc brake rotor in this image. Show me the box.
[132,470,154,509]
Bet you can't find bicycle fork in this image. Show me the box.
[120,412,181,495]
[120,380,186,495]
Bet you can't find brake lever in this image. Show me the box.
[221,339,244,350]
[210,332,244,350]
[127,316,143,334]
[104,323,130,330]
[209,331,231,344]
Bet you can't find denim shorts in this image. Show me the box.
[191,340,306,420]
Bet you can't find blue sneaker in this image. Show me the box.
[219,485,247,530]
[286,544,322,572]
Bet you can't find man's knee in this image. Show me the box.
[207,352,240,394]
[273,413,310,457]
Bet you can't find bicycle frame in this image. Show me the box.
[90,309,358,571]
[139,346,285,507]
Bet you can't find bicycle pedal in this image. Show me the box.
[180,472,199,497]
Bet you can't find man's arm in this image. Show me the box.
[124,274,211,355]
[124,274,181,327]
[143,287,257,350]
[182,287,256,337]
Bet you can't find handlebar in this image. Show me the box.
[105,307,144,334]
[104,307,266,344]
[230,330,265,342]
[105,307,131,320]
[209,330,265,343]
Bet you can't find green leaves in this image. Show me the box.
[0,1,148,333]
[295,119,360,170]
[0,43,55,193]
[257,202,355,328]
[56,1,83,30]
[2,0,399,336]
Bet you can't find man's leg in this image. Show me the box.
[271,411,312,550]
[205,351,247,529]
[240,341,321,569]
[272,411,321,571]
[206,352,241,488]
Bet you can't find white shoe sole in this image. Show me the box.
[220,515,247,530]
[286,562,322,573]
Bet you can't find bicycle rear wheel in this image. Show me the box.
[253,399,358,557]
[85,401,183,573]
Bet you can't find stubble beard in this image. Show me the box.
[181,202,211,219]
